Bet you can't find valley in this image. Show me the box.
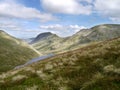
[0,24,120,90]
[0,34,120,90]
[0,0,120,89]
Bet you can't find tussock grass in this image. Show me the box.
[0,37,120,90]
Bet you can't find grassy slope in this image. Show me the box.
[32,24,120,54]
[0,37,120,90]
[0,30,40,73]
[32,34,64,54]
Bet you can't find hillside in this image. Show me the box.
[32,32,63,54]
[0,37,120,90]
[0,30,41,73]
[31,32,58,44]
[32,24,120,54]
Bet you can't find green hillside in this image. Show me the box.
[32,24,120,54]
[32,32,63,54]
[0,30,41,73]
[0,37,120,90]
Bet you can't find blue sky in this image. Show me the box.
[0,0,120,38]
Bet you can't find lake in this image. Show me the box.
[15,53,54,69]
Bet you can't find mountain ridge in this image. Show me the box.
[31,24,120,54]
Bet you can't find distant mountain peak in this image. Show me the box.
[31,32,58,44]
[37,32,53,37]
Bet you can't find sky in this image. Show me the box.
[0,0,120,39]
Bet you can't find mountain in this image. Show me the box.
[32,24,120,54]
[32,32,63,54]
[31,32,56,43]
[64,24,120,49]
[0,30,41,73]
[78,24,120,42]
[0,37,120,90]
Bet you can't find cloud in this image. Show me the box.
[41,0,120,22]
[69,25,86,32]
[94,0,120,22]
[77,0,93,4]
[39,24,86,37]
[40,24,63,30]
[41,0,92,15]
[40,24,85,31]
[0,19,41,38]
[0,20,22,30]
[0,0,55,22]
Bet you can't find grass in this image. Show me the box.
[0,31,39,73]
[0,37,120,90]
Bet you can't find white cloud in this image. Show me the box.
[69,25,86,32]
[39,24,86,37]
[0,20,22,31]
[0,19,41,38]
[41,0,92,15]
[69,25,85,29]
[78,0,93,3]
[40,24,85,31]
[0,0,55,22]
[40,24,63,30]
[94,0,120,22]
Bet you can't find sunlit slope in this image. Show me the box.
[32,24,120,54]
[0,30,40,73]
[0,37,120,90]
[32,32,63,54]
